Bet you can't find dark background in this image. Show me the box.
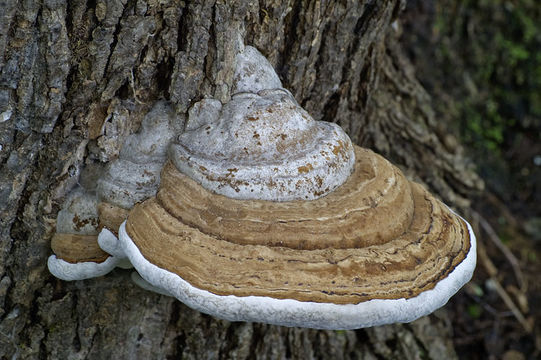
[403,1,540,358]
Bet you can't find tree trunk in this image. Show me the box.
[0,0,482,358]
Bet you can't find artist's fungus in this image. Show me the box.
[48,101,183,279]
[48,46,476,329]
[48,188,118,280]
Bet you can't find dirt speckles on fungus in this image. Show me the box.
[332,140,345,156]
[226,168,238,177]
[72,214,98,231]
[298,163,313,174]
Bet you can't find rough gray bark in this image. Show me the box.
[0,0,482,358]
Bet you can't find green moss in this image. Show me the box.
[432,0,541,156]
[466,304,483,319]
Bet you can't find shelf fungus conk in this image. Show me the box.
[48,46,476,329]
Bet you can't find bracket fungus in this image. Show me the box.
[48,46,476,329]
[48,101,183,280]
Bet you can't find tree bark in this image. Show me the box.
[0,0,482,358]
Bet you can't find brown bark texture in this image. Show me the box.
[0,0,483,359]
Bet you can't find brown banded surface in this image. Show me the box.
[125,146,471,304]
[51,233,109,263]
[98,202,130,235]
[159,147,414,249]
[51,202,129,263]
